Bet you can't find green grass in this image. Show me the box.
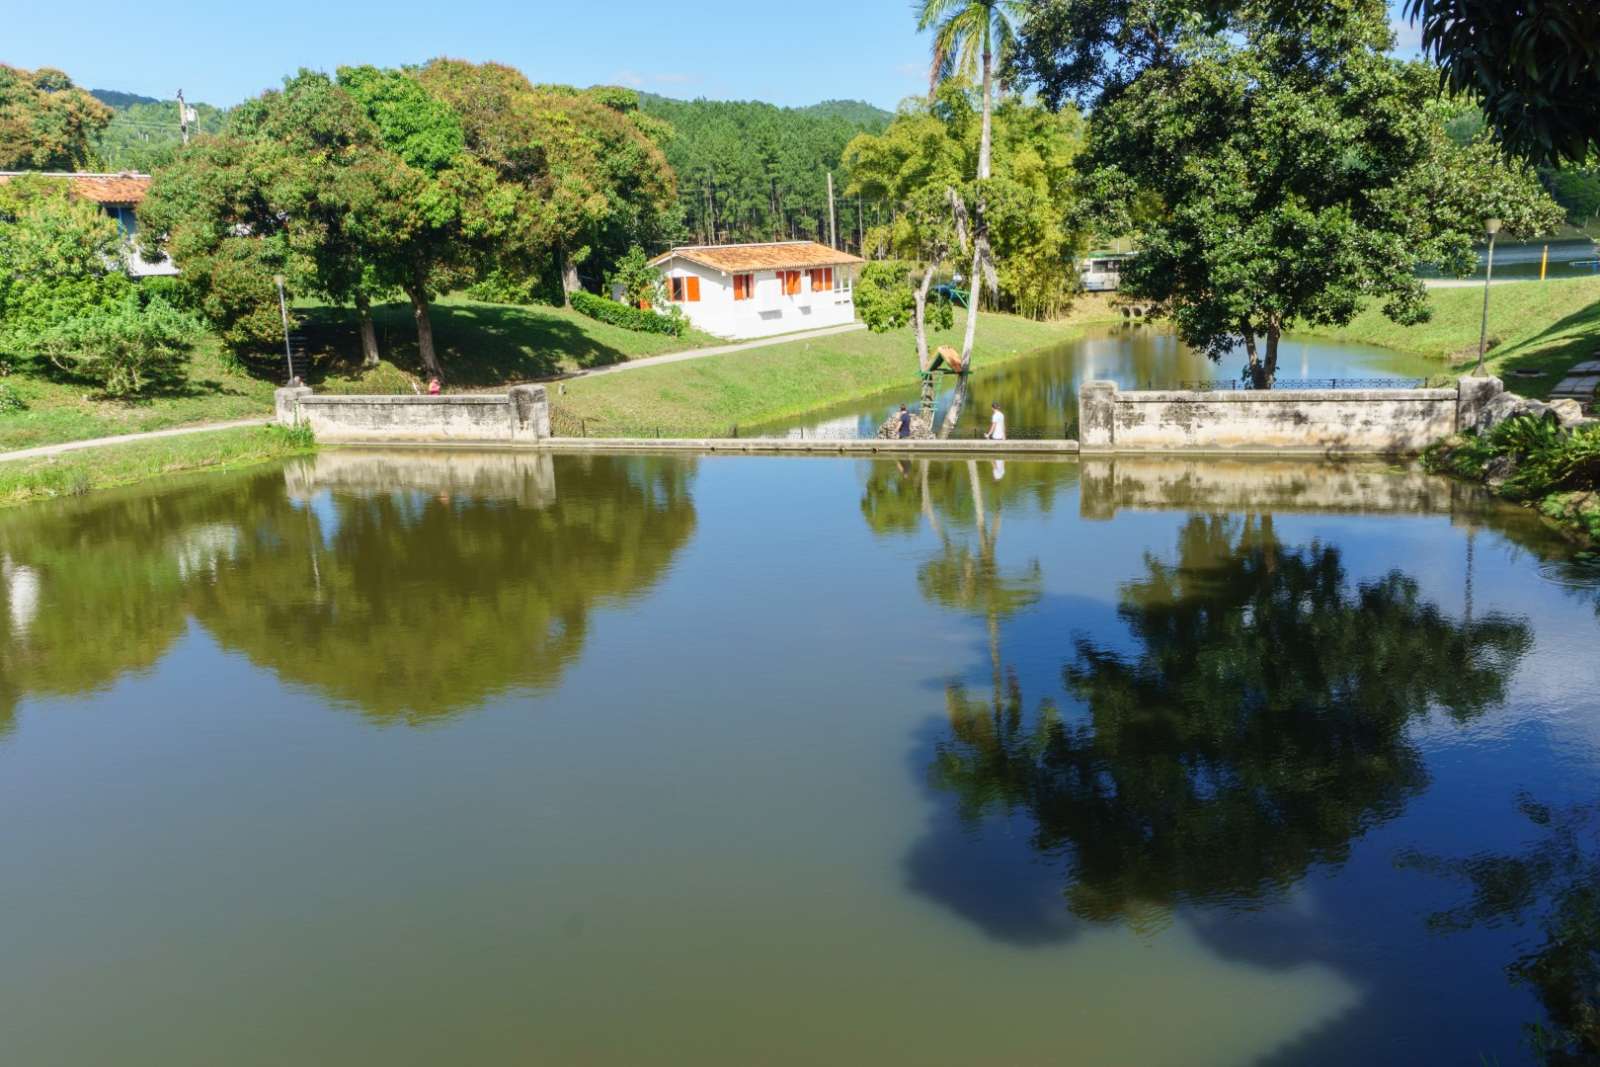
[1306,277,1600,399]
[300,294,722,386]
[555,300,1124,437]
[0,336,279,452]
[0,425,314,508]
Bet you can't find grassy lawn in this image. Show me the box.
[0,337,279,452]
[1306,276,1600,399]
[555,298,1124,437]
[0,426,314,508]
[300,294,722,386]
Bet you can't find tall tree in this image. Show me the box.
[917,0,1025,432]
[0,65,111,171]
[1075,4,1562,386]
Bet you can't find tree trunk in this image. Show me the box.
[944,24,995,438]
[914,263,937,372]
[1263,322,1280,388]
[408,285,441,379]
[355,292,381,368]
[560,246,580,303]
[1241,322,1266,389]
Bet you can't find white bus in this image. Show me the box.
[1080,251,1135,292]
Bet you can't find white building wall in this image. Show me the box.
[659,257,856,340]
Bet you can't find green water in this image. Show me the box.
[1,450,1597,1066]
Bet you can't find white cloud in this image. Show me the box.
[612,70,645,88]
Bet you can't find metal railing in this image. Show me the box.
[1170,376,1447,391]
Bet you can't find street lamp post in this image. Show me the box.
[1476,218,1502,376]
[273,273,295,385]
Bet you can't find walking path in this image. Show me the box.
[0,419,269,465]
[578,322,865,377]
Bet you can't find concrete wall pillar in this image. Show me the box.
[508,385,551,442]
[1456,376,1503,432]
[1079,380,1118,450]
[275,386,313,426]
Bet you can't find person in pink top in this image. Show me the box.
[427,377,441,396]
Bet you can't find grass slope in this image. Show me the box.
[302,295,721,386]
[1308,277,1600,399]
[0,426,313,508]
[0,338,279,452]
[555,299,1123,437]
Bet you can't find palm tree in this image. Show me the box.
[916,0,1024,435]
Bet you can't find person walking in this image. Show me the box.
[427,376,442,396]
[985,401,1006,441]
[897,404,912,439]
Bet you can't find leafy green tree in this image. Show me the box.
[917,0,1025,429]
[0,174,130,352]
[0,65,112,171]
[93,96,227,172]
[36,294,201,396]
[1077,5,1562,386]
[605,245,663,306]
[1403,0,1600,166]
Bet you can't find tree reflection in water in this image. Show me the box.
[0,454,697,727]
[905,501,1532,938]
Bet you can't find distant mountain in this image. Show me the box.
[90,89,163,110]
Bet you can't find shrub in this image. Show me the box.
[569,289,686,336]
[466,268,561,306]
[605,246,662,307]
[0,381,24,414]
[320,360,417,395]
[36,296,203,396]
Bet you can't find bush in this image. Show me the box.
[569,289,686,336]
[36,296,203,396]
[0,381,24,414]
[605,246,662,307]
[320,360,417,395]
[136,275,192,310]
[466,267,562,306]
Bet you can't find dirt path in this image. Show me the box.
[577,323,866,378]
[0,419,270,465]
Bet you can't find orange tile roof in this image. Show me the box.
[649,241,864,274]
[0,171,151,204]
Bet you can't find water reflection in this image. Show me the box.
[773,326,1439,439]
[875,469,1534,944]
[0,452,698,725]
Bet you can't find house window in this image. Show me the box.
[669,276,685,302]
[780,270,803,297]
[685,275,700,302]
[808,267,833,292]
[733,273,754,301]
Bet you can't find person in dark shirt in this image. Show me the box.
[897,404,912,438]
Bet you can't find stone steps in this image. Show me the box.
[1550,359,1600,402]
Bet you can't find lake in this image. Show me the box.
[760,324,1443,439]
[2,448,1597,1066]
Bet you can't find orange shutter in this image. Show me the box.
[686,276,701,302]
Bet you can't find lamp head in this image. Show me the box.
[272,273,286,288]
[1485,218,1502,237]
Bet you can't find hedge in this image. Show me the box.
[569,290,686,336]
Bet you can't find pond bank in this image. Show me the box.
[0,425,314,508]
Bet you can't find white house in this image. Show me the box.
[0,171,179,277]
[649,241,863,340]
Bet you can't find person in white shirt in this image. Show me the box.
[985,401,1007,441]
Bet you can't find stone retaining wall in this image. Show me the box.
[1078,377,1502,454]
[275,385,550,444]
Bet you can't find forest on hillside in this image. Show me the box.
[638,93,891,249]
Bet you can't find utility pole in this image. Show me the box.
[826,171,838,249]
[176,89,193,146]
[857,195,863,254]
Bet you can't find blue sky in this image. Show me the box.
[4,0,1421,109]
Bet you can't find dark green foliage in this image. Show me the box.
[1430,415,1600,502]
[0,174,131,349]
[1404,0,1600,166]
[36,295,202,396]
[605,246,663,308]
[569,291,685,336]
[857,261,920,333]
[1542,166,1600,228]
[0,381,24,414]
[637,93,889,246]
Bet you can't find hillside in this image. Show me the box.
[88,91,228,171]
[637,93,891,249]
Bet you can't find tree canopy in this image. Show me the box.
[0,65,111,171]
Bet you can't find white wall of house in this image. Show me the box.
[658,257,856,340]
